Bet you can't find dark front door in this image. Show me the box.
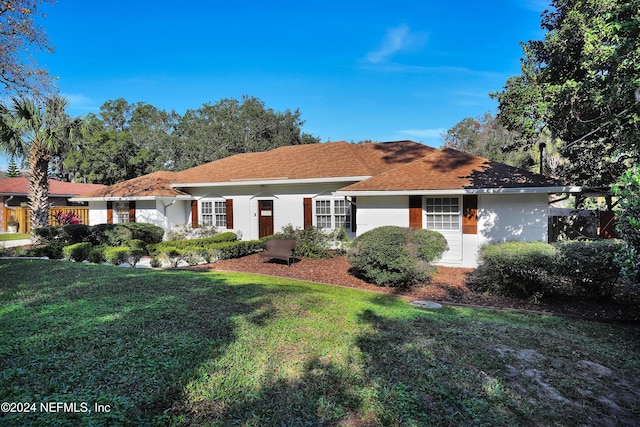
[258,200,274,238]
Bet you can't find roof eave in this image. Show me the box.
[69,195,194,202]
[333,186,583,197]
[172,176,372,188]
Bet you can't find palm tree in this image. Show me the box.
[0,96,85,232]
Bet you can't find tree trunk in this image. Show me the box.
[28,143,51,233]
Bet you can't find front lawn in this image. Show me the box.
[1,259,639,426]
[0,233,31,241]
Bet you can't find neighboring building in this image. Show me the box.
[0,178,106,231]
[72,141,581,267]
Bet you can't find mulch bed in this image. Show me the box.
[190,254,640,323]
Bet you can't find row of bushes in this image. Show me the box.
[63,242,147,266]
[467,240,625,301]
[34,222,165,246]
[150,240,265,267]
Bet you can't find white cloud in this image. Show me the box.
[61,92,99,115]
[366,24,427,64]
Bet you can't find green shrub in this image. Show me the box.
[469,240,626,301]
[34,225,92,244]
[275,224,340,258]
[126,239,147,252]
[122,223,165,244]
[63,242,93,262]
[469,241,556,298]
[554,240,623,298]
[182,250,202,266]
[60,224,91,244]
[149,257,162,268]
[24,242,68,259]
[88,223,115,245]
[103,223,164,246]
[612,164,640,283]
[215,240,264,260]
[88,244,108,264]
[347,226,448,287]
[33,226,62,242]
[150,236,262,266]
[104,247,131,266]
[127,248,147,267]
[161,248,184,268]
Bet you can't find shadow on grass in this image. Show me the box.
[3,260,638,426]
[0,260,289,426]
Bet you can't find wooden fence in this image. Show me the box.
[548,208,618,242]
[3,206,90,234]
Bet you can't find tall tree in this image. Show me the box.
[491,0,640,188]
[0,96,85,231]
[172,96,319,170]
[0,0,55,95]
[5,156,21,177]
[442,112,534,171]
[64,99,179,184]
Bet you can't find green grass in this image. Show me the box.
[0,233,30,241]
[1,259,639,426]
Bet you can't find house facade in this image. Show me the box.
[0,178,106,232]
[72,141,580,267]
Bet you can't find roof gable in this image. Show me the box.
[77,171,187,198]
[340,148,567,192]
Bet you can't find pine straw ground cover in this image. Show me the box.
[203,253,640,322]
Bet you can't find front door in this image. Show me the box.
[258,200,274,238]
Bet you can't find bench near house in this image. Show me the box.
[71,140,581,268]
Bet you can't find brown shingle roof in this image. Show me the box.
[77,171,188,198]
[0,178,106,196]
[73,141,569,199]
[340,148,566,192]
[173,141,437,184]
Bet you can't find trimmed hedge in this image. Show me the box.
[88,244,108,264]
[63,242,93,262]
[468,240,625,300]
[34,223,165,247]
[347,226,448,287]
[104,247,131,266]
[151,239,264,267]
[103,223,164,246]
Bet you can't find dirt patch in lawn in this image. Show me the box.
[191,254,640,322]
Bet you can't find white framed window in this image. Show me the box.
[201,200,227,228]
[315,198,351,230]
[115,202,130,223]
[426,197,460,231]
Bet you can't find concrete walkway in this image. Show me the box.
[0,238,32,248]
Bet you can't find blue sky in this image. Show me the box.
[2,0,550,171]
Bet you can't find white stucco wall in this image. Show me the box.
[87,201,107,225]
[353,195,410,234]
[184,181,359,241]
[354,193,550,268]
[477,193,549,246]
